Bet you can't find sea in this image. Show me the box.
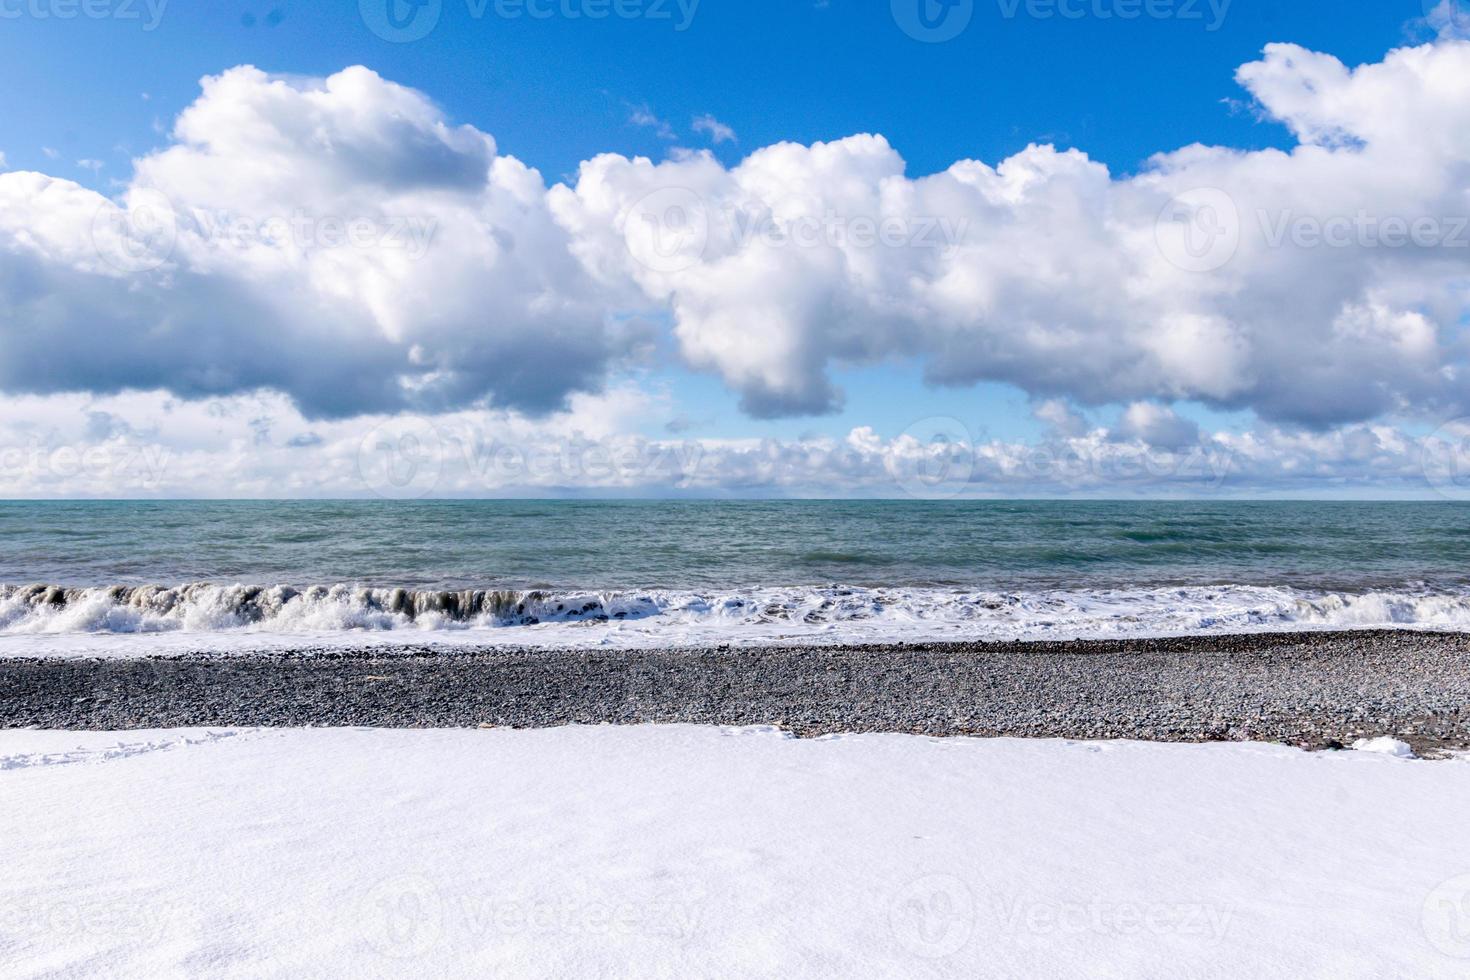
[2,499,1469,655]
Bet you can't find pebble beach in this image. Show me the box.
[6,629,1468,755]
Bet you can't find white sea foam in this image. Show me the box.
[2,581,1470,657]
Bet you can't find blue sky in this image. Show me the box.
[1,0,1468,497]
[0,0,1430,440]
[1,0,1426,186]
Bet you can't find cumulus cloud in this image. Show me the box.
[1032,399,1090,439]
[0,66,622,419]
[1113,403,1201,451]
[553,40,1470,427]
[3,40,1470,495]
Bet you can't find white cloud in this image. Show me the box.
[0,388,1460,499]
[1113,403,1201,451]
[0,66,627,419]
[3,42,1470,496]
[0,386,671,498]
[1032,399,1090,438]
[692,114,737,144]
[1425,1,1470,40]
[553,40,1470,426]
[629,104,676,141]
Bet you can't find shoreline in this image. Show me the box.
[8,580,1470,650]
[4,629,1469,753]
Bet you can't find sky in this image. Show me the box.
[1,0,1469,498]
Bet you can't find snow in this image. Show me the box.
[2,726,1468,978]
[1352,736,1417,758]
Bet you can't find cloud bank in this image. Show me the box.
[555,40,1470,424]
[4,388,1467,500]
[2,40,1470,494]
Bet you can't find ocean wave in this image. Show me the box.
[0,584,659,635]
[4,582,1470,647]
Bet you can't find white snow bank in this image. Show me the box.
[1352,736,1417,758]
[1,727,1468,978]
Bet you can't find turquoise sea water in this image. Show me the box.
[2,500,1469,647]
[0,499,1466,590]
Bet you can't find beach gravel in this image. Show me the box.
[3,630,1469,755]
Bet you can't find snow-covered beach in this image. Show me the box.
[6,627,1468,977]
[9,0,1470,975]
[3,725,1469,978]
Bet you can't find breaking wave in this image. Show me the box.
[4,581,1470,649]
